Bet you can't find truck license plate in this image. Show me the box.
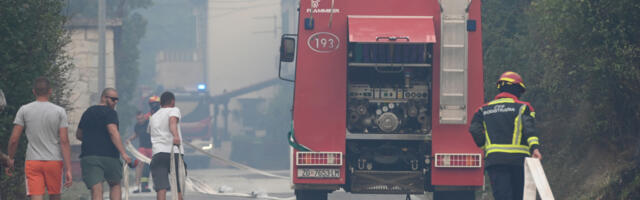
[297,168,340,178]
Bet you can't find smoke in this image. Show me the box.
[137,0,290,170]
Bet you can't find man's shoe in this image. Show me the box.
[142,188,152,193]
[133,189,141,193]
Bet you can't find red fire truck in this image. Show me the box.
[279,0,484,199]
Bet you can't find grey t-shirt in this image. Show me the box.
[13,101,68,160]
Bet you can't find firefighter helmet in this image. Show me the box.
[148,95,160,103]
[148,95,161,114]
[497,71,526,89]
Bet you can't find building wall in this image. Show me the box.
[155,50,204,91]
[65,27,116,145]
[281,0,299,34]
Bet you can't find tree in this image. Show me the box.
[114,9,150,135]
[529,1,640,198]
[482,0,640,198]
[66,0,152,135]
[482,0,533,99]
[0,0,73,199]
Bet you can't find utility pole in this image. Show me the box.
[98,0,106,92]
[194,5,208,93]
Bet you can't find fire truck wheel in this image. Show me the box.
[432,190,475,200]
[294,189,328,200]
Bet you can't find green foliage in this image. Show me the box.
[532,0,640,141]
[115,12,149,134]
[482,0,533,99]
[0,0,73,199]
[483,0,640,198]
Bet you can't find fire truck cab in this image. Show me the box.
[280,0,485,199]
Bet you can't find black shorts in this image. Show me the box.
[150,153,187,192]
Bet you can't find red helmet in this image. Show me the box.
[148,95,161,114]
[497,71,526,89]
[148,95,160,103]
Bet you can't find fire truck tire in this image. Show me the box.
[294,190,328,200]
[432,190,475,200]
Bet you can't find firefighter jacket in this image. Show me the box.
[469,92,540,167]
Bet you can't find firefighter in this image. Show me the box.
[127,95,160,193]
[469,71,541,200]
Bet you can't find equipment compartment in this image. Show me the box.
[347,43,433,134]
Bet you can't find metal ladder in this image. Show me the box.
[439,0,471,124]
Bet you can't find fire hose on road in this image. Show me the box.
[169,144,186,200]
[125,142,294,200]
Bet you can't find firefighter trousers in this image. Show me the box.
[487,165,524,200]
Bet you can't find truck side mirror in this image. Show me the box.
[280,37,296,62]
[279,34,297,82]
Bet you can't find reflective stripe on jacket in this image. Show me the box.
[469,92,539,167]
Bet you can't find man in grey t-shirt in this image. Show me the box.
[6,77,72,200]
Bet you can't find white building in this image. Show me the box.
[64,18,120,145]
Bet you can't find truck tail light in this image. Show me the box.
[296,152,342,166]
[434,153,481,168]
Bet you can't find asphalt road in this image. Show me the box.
[121,168,434,200]
[126,191,430,200]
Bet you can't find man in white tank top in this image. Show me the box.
[148,91,186,200]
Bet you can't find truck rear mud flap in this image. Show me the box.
[350,170,424,194]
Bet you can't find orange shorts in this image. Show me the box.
[24,160,63,196]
